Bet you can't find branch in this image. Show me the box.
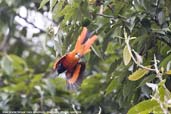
[0,33,10,52]
[153,55,163,81]
[72,104,79,114]
[96,13,115,18]
[0,14,14,52]
[125,36,156,72]
[156,0,161,12]
[98,106,102,114]
[107,4,114,13]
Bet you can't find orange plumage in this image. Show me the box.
[53,27,97,90]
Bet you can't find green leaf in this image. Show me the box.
[12,82,27,92]
[1,55,13,75]
[53,78,66,90]
[39,0,49,9]
[166,70,171,75]
[29,74,43,89]
[137,75,156,88]
[52,0,65,19]
[160,54,171,68]
[122,81,137,99]
[3,82,27,92]
[105,79,118,95]
[53,1,80,25]
[128,68,149,81]
[9,54,26,66]
[50,0,58,11]
[91,45,103,59]
[102,29,113,52]
[107,59,121,75]
[158,80,171,103]
[158,85,165,102]
[126,16,136,32]
[82,93,101,106]
[127,99,160,114]
[81,74,102,92]
[123,45,131,65]
[9,54,27,73]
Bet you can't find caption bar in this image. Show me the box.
[2,111,81,114]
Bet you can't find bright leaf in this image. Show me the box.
[137,75,156,88]
[128,68,149,81]
[127,99,161,114]
[1,55,13,75]
[160,54,171,68]
[105,79,118,95]
[50,0,58,11]
[9,54,27,66]
[39,0,49,9]
[166,70,171,75]
[123,45,131,65]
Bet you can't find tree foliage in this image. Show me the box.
[0,0,171,113]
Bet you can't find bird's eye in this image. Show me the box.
[75,53,81,59]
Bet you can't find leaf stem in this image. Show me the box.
[125,37,156,71]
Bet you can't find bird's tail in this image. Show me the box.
[74,27,97,56]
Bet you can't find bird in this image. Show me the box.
[53,27,97,90]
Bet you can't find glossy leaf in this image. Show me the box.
[29,74,43,89]
[128,68,149,81]
[123,45,131,65]
[107,60,121,75]
[39,0,49,9]
[91,45,103,59]
[137,75,156,88]
[1,55,13,75]
[9,54,26,65]
[160,54,171,68]
[166,70,171,75]
[105,79,118,95]
[50,0,57,11]
[127,99,160,114]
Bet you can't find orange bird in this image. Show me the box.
[53,27,97,90]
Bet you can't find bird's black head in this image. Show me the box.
[56,63,66,74]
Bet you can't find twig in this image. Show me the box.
[0,14,14,52]
[98,106,102,114]
[40,91,44,111]
[72,104,78,114]
[153,55,163,81]
[107,4,114,13]
[99,5,103,14]
[124,29,170,114]
[154,54,159,74]
[125,36,156,71]
[155,0,161,13]
[96,13,115,18]
[0,33,10,52]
